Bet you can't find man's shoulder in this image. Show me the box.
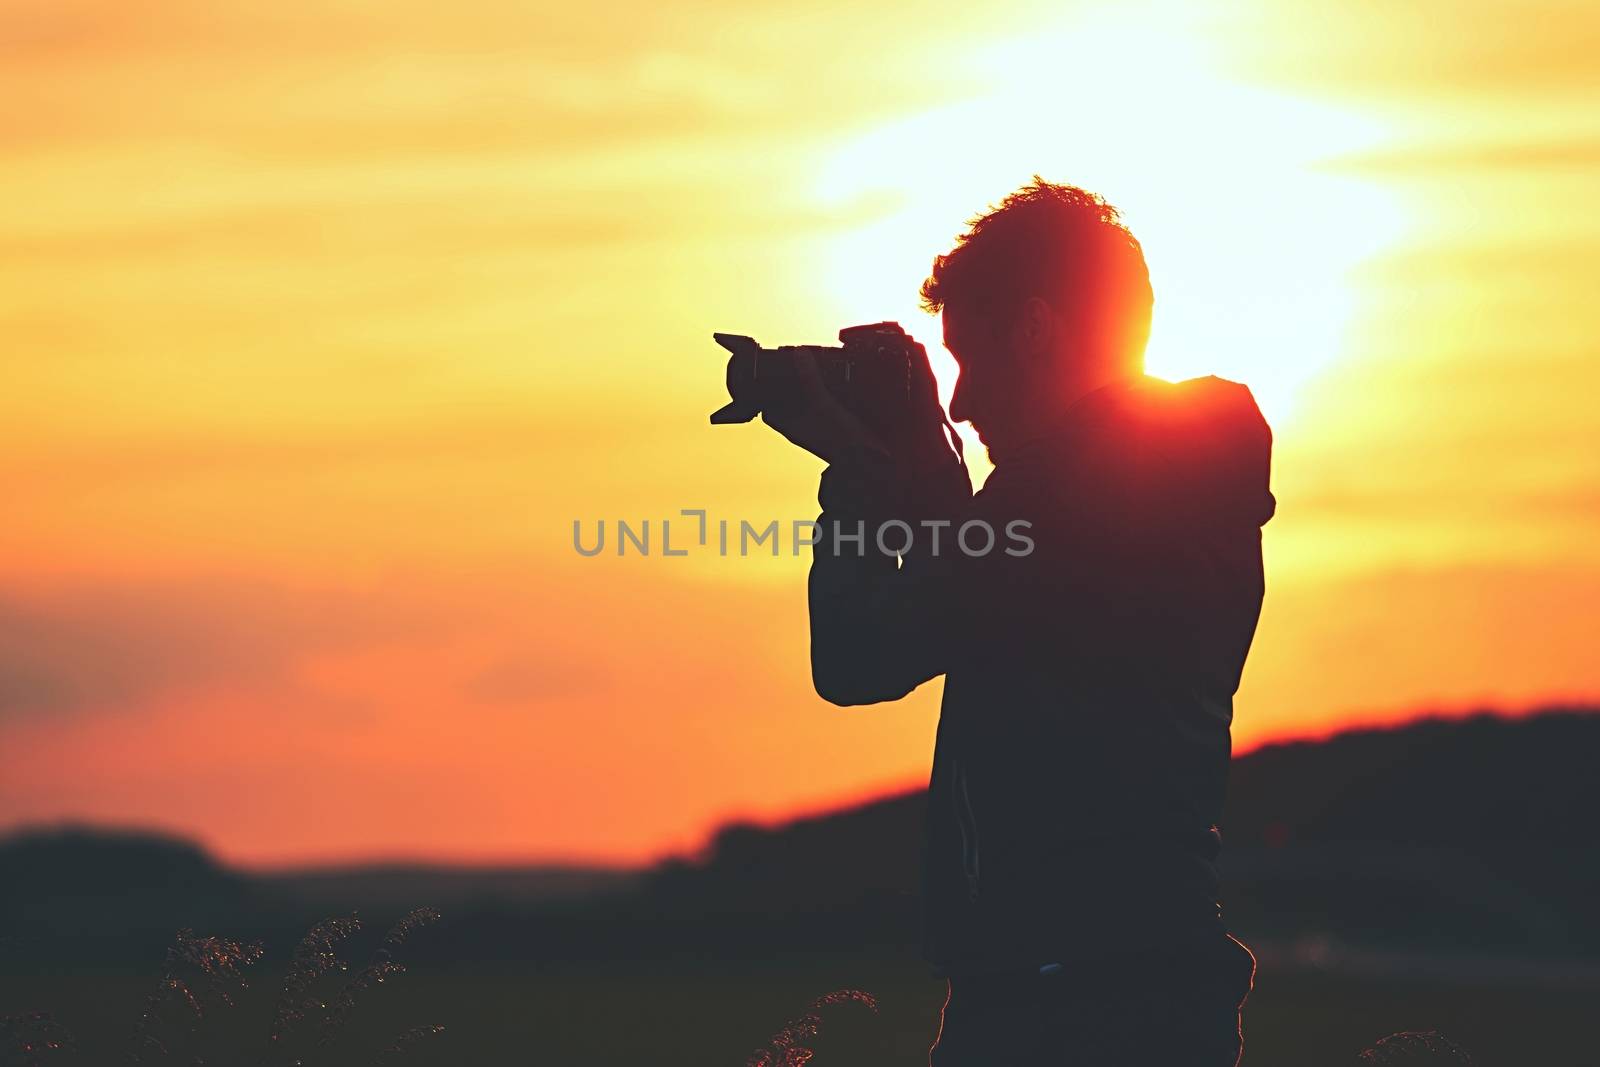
[1128,374,1272,446]
[974,373,1275,534]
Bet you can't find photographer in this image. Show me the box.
[760,179,1275,1066]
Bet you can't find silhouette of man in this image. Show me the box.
[761,178,1273,1066]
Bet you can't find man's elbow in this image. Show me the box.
[810,653,908,707]
[813,674,892,708]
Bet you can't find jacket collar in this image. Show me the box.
[990,375,1149,467]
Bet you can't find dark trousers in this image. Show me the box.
[929,934,1256,1067]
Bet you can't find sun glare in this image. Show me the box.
[811,6,1410,429]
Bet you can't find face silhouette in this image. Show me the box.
[942,299,1031,459]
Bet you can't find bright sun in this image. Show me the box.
[809,5,1408,442]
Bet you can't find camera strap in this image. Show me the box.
[941,409,970,480]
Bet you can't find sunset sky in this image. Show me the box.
[2,0,1596,867]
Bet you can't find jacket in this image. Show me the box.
[807,373,1276,977]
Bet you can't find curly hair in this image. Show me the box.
[919,177,1153,367]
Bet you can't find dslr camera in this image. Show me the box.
[708,321,923,426]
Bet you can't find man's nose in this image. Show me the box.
[949,377,973,425]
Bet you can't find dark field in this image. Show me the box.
[10,713,1600,1064]
[7,952,1599,1065]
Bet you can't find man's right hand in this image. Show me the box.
[761,344,961,479]
[759,348,890,469]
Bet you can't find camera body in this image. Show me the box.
[709,321,917,425]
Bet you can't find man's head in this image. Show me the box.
[919,178,1153,459]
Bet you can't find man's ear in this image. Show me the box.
[1013,296,1055,359]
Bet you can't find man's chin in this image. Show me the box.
[963,423,1000,463]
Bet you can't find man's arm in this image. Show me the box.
[806,436,973,706]
[755,337,972,705]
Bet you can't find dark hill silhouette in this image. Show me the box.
[630,706,1600,958]
[1,823,238,899]
[4,706,1598,964]
[0,825,633,963]
[1223,708,1600,848]
[637,706,1600,881]
[0,824,250,960]
[644,795,927,916]
[1220,707,1600,955]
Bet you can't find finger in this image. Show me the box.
[761,402,825,455]
[791,349,830,404]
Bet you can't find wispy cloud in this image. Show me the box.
[0,580,436,717]
[1325,137,1600,174]
[1220,0,1600,97]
